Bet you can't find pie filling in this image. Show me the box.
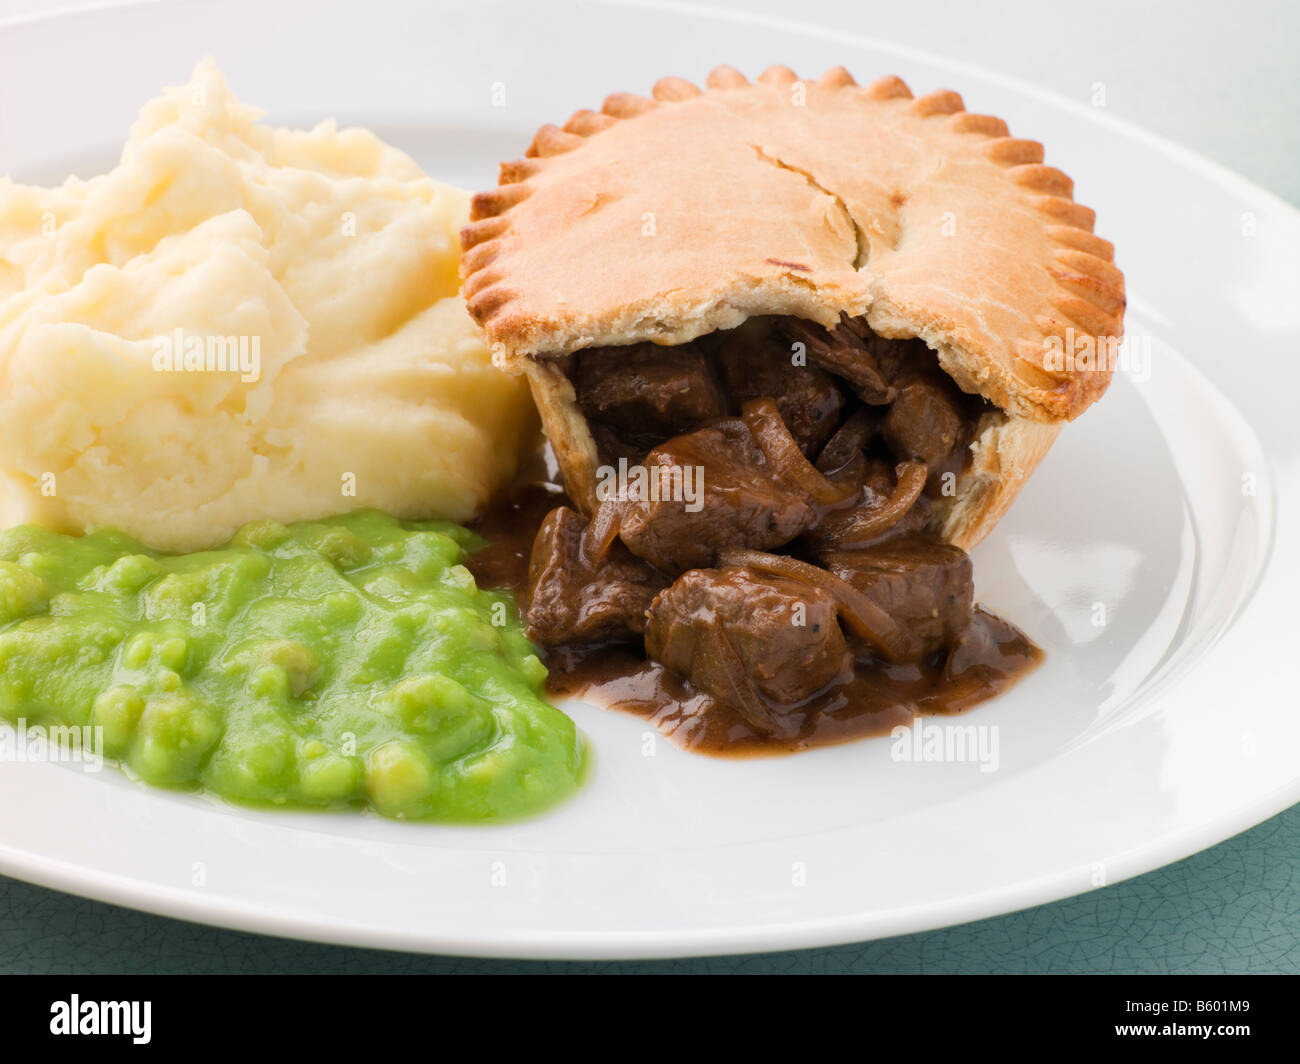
[470,314,1042,756]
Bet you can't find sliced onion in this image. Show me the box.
[811,460,928,549]
[816,409,876,476]
[718,548,921,663]
[580,497,623,565]
[707,626,780,732]
[741,398,858,506]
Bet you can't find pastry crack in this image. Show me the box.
[749,144,869,270]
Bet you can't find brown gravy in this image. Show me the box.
[468,482,1043,759]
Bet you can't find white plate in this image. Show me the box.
[1,0,1297,960]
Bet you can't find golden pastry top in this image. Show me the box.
[461,65,1125,423]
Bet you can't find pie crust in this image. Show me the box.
[460,66,1124,549]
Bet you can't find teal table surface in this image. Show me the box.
[0,0,1296,973]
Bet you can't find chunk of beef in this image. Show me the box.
[881,380,965,472]
[942,607,1038,686]
[526,506,667,646]
[713,320,844,454]
[645,566,852,730]
[857,333,935,386]
[574,342,726,441]
[617,419,818,573]
[777,316,897,405]
[589,422,644,464]
[820,532,973,657]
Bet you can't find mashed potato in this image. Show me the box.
[0,61,533,552]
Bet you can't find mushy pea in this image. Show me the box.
[0,511,584,820]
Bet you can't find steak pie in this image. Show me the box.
[461,65,1124,753]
